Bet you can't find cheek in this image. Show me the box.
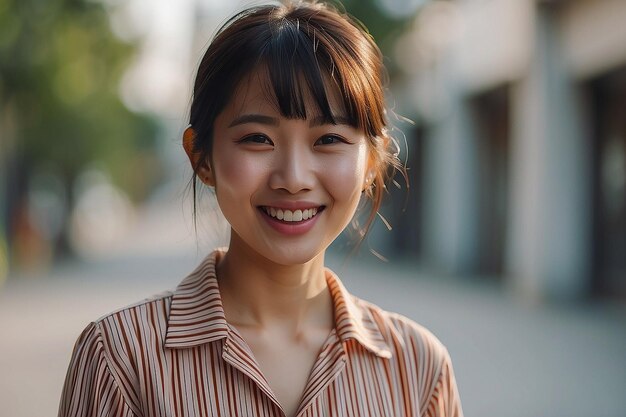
[211,147,267,202]
[216,156,250,186]
[322,146,368,199]
[213,147,264,188]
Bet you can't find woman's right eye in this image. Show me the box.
[239,134,273,145]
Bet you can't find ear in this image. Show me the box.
[362,149,377,191]
[183,126,214,186]
[362,156,376,192]
[363,168,375,191]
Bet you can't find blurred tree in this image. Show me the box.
[342,0,413,75]
[0,0,160,263]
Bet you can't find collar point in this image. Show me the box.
[377,349,393,359]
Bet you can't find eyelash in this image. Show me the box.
[237,133,347,146]
[314,134,345,146]
[238,134,273,145]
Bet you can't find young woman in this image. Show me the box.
[59,2,463,416]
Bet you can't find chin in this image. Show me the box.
[260,244,326,267]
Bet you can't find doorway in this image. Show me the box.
[590,67,626,298]
[468,86,511,276]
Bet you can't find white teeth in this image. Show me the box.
[263,207,320,222]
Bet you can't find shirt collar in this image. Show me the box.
[324,268,392,358]
[164,250,230,348]
[164,250,391,358]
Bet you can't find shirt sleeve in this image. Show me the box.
[423,349,463,417]
[58,322,135,417]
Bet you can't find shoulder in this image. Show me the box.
[354,295,448,350]
[60,292,174,417]
[353,295,451,369]
[66,291,174,405]
[93,289,174,325]
[70,290,174,381]
[351,296,462,414]
[73,290,174,344]
[325,266,450,367]
[88,289,174,353]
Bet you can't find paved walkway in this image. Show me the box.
[1,193,625,417]
[1,250,624,417]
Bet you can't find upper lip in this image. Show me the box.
[258,201,324,210]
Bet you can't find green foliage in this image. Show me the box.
[341,0,412,71]
[0,0,159,201]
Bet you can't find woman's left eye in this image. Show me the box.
[315,135,344,146]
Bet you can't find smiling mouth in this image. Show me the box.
[260,206,324,222]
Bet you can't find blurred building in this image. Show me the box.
[392,0,626,301]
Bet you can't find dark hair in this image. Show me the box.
[187,0,402,241]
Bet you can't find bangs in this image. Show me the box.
[190,4,386,142]
[256,17,356,127]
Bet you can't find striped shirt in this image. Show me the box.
[59,250,463,417]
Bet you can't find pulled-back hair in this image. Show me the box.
[188,0,402,241]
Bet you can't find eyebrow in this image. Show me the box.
[228,114,352,128]
[228,114,279,127]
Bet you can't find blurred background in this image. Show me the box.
[0,0,625,416]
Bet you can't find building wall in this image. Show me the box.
[410,0,626,300]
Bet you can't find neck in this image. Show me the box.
[215,236,333,334]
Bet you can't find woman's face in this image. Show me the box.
[206,71,371,266]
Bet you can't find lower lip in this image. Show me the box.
[258,208,322,236]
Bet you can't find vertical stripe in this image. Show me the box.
[59,250,463,417]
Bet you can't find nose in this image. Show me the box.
[268,144,315,194]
